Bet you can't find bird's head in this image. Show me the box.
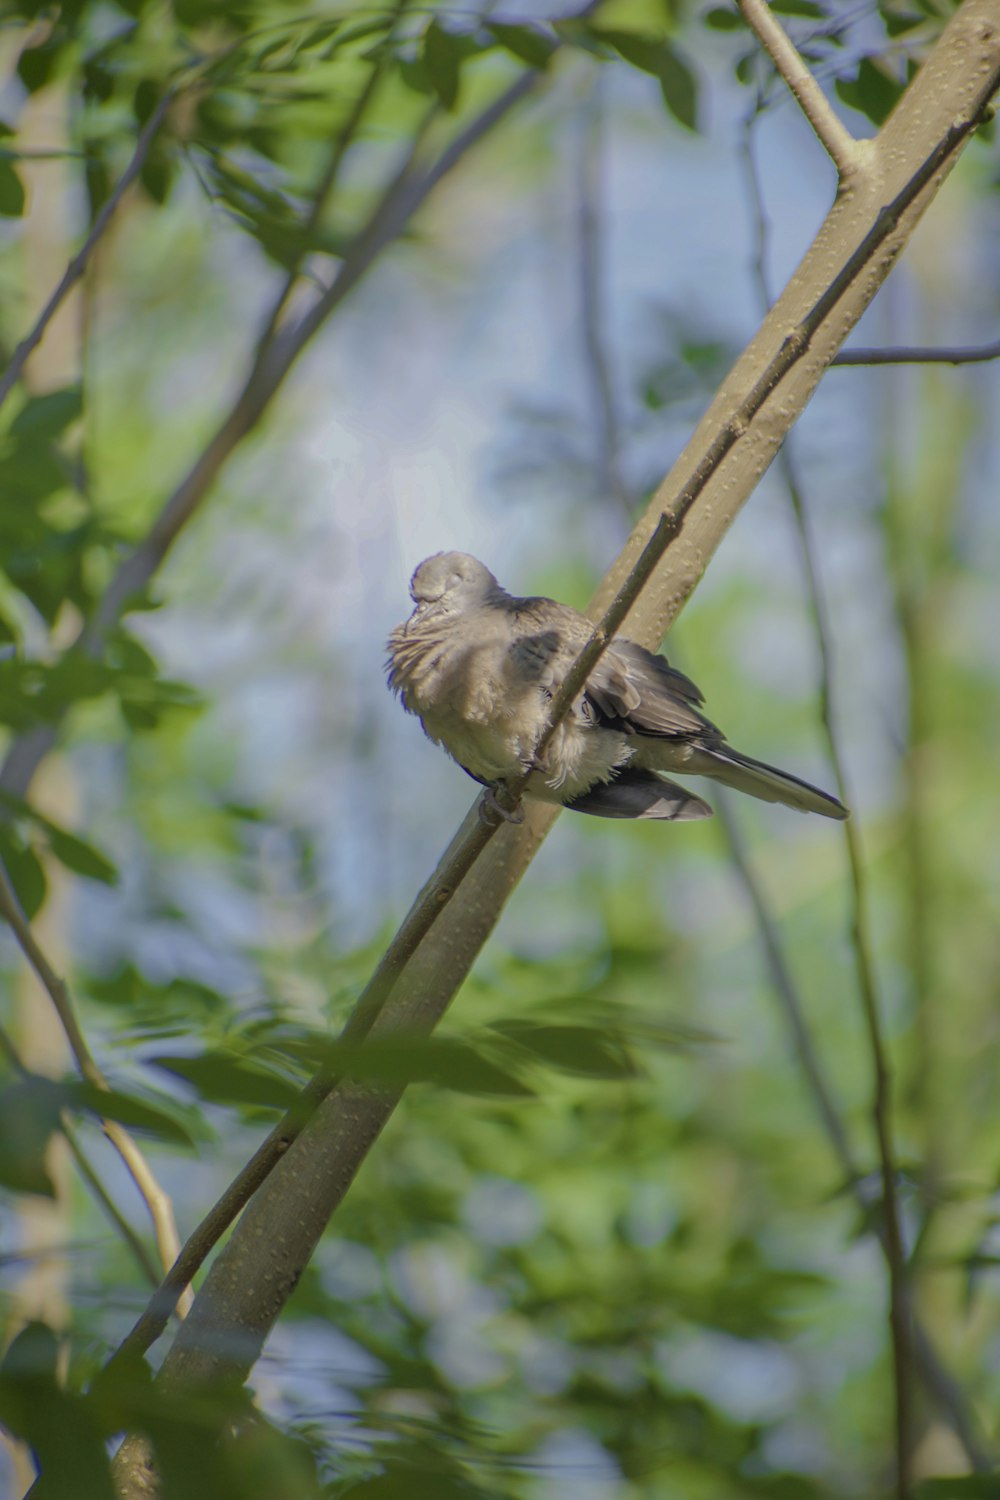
[408,552,502,616]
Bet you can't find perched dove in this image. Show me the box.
[387,552,848,824]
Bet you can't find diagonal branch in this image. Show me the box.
[0,860,189,1309]
[0,90,175,413]
[737,0,862,179]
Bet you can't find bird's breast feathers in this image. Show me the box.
[388,610,628,794]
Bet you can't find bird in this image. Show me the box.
[387,551,848,824]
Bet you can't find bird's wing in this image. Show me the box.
[507,600,717,740]
[585,639,719,739]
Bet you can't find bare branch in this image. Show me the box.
[716,797,993,1472]
[737,0,862,179]
[0,91,175,413]
[716,796,861,1179]
[834,337,1000,365]
[576,80,632,526]
[0,860,189,1308]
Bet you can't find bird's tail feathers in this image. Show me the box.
[689,747,848,820]
[565,769,712,822]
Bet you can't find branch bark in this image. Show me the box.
[106,3,1000,1494]
[737,0,862,179]
[834,336,1000,365]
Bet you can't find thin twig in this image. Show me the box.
[104,101,1000,1366]
[741,95,774,307]
[782,427,914,1500]
[716,796,993,1471]
[0,860,189,1310]
[61,1120,161,1287]
[0,91,175,412]
[716,795,861,1179]
[742,112,913,1497]
[1,1017,160,1283]
[737,0,861,180]
[834,337,1000,365]
[575,78,632,527]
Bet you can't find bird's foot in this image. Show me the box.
[479,783,524,826]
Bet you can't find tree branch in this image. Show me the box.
[0,1020,161,1285]
[250,0,416,355]
[0,90,175,413]
[0,860,189,1308]
[576,79,632,527]
[737,0,862,180]
[834,337,1000,365]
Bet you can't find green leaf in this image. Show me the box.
[487,22,557,68]
[422,20,462,110]
[0,792,117,885]
[9,387,82,439]
[0,161,25,216]
[325,1035,534,1097]
[591,28,666,73]
[397,56,434,96]
[703,7,744,29]
[0,826,46,919]
[17,37,62,95]
[0,438,71,508]
[658,42,699,130]
[86,966,226,1021]
[884,12,928,37]
[330,16,394,51]
[917,1481,1000,1499]
[0,1323,117,1500]
[771,0,824,15]
[0,1077,65,1196]
[68,1081,197,1147]
[45,826,117,885]
[835,57,903,127]
[492,1022,638,1079]
[149,1051,301,1110]
[140,146,174,205]
[591,31,699,130]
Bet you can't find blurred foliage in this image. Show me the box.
[1,0,999,1498]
